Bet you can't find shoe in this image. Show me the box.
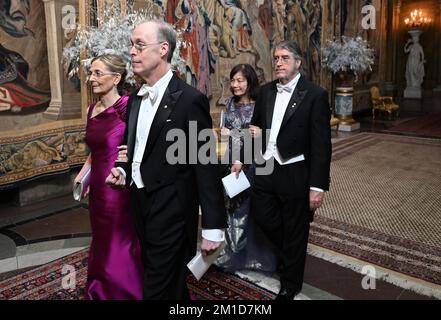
[275,286,300,300]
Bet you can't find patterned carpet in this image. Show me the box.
[0,248,275,300]
[384,112,441,138]
[0,249,88,300]
[309,133,441,296]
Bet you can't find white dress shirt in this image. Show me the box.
[118,69,224,242]
[131,69,174,188]
[263,73,323,193]
[263,73,303,165]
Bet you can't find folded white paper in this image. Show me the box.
[187,242,226,281]
[221,170,251,198]
[73,168,91,201]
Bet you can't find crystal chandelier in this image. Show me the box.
[404,9,432,28]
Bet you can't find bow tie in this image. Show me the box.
[276,83,293,94]
[138,84,158,103]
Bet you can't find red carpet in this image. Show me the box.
[384,112,441,138]
[0,249,275,300]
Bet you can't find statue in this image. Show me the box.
[404,29,425,98]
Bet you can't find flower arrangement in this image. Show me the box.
[62,3,185,86]
[321,36,375,77]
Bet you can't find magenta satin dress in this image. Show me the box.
[84,96,143,300]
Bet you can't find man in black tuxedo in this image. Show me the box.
[247,40,331,300]
[105,20,226,300]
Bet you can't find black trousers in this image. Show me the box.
[131,184,190,300]
[251,161,311,292]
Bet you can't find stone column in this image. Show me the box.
[385,0,401,96]
[42,0,63,120]
[42,0,82,120]
[384,0,396,95]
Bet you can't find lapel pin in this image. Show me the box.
[292,102,297,108]
[164,105,168,109]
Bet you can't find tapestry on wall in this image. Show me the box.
[1,0,329,188]
[132,0,324,102]
[0,0,84,189]
[0,125,88,189]
[0,0,50,113]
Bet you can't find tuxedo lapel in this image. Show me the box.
[280,76,308,129]
[143,75,182,159]
[265,82,278,129]
[128,95,142,158]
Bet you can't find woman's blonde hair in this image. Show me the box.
[91,54,127,92]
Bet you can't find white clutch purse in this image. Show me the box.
[73,168,91,201]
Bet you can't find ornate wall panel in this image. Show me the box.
[338,0,387,114]
[0,0,84,189]
[0,124,87,188]
[132,0,332,125]
[83,0,333,125]
[1,0,389,189]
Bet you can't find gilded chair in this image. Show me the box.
[330,113,340,134]
[370,86,400,120]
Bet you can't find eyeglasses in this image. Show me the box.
[86,71,119,80]
[272,55,294,63]
[131,41,164,53]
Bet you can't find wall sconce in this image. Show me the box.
[404,9,432,29]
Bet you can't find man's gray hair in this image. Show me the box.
[138,20,177,63]
[273,40,305,74]
[156,20,176,63]
[274,40,303,61]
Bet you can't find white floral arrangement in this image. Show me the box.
[321,36,375,76]
[63,3,185,86]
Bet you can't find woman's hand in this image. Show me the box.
[230,162,243,178]
[83,186,90,198]
[221,127,231,137]
[249,125,262,138]
[117,145,128,162]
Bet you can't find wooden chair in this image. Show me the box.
[370,86,400,120]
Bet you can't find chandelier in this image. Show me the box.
[404,9,432,28]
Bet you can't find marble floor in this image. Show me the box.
[1,95,440,300]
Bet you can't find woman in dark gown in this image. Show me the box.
[215,64,278,273]
[74,54,143,300]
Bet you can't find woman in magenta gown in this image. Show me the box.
[74,54,143,300]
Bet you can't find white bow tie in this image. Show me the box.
[276,83,293,94]
[138,84,158,103]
